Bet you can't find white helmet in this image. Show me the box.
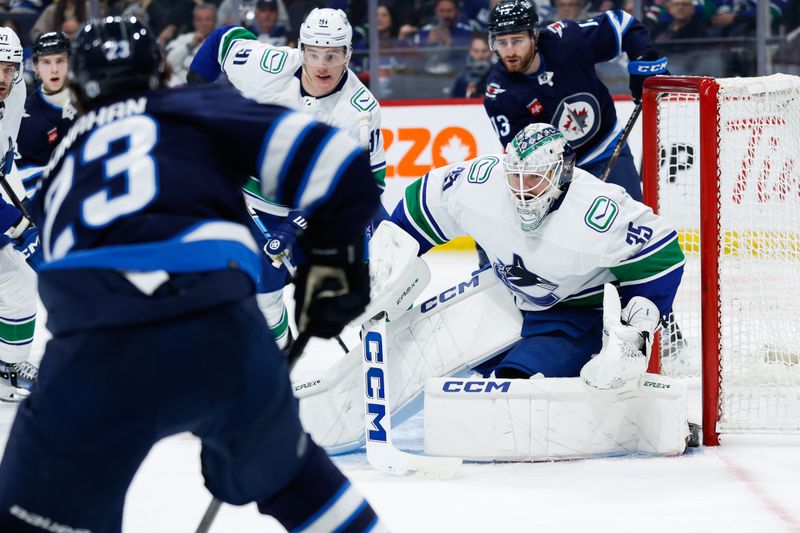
[0,27,23,65]
[503,123,576,232]
[299,8,352,52]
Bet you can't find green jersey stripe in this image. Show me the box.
[611,238,685,283]
[220,27,257,66]
[373,167,386,189]
[0,317,35,343]
[403,180,446,245]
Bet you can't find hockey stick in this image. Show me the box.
[599,102,642,183]
[362,312,462,478]
[0,142,31,222]
[248,205,349,354]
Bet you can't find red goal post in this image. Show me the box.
[641,75,800,446]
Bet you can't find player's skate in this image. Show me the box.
[0,360,38,401]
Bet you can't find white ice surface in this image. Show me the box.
[2,252,800,533]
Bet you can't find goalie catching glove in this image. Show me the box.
[294,237,370,339]
[581,284,662,390]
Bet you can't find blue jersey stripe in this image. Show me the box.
[41,239,261,284]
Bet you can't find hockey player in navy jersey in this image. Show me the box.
[16,31,76,195]
[0,17,385,533]
[483,0,668,201]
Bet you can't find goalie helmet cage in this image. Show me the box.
[641,74,800,446]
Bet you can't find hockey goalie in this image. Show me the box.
[295,123,689,461]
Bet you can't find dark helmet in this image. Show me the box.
[488,0,539,37]
[32,31,70,60]
[71,16,163,106]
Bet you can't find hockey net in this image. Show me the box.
[641,75,800,445]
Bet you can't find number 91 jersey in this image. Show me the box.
[390,159,685,315]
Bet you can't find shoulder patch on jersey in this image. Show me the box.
[485,82,505,99]
[260,48,288,73]
[584,196,619,232]
[350,87,377,112]
[467,156,499,184]
[546,21,567,37]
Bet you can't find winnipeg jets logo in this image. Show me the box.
[485,82,505,99]
[553,93,601,148]
[494,254,560,307]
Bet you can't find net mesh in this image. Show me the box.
[650,74,800,433]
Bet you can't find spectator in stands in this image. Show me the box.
[555,0,591,21]
[153,0,197,46]
[352,3,412,96]
[250,0,290,45]
[108,0,149,23]
[8,0,50,15]
[711,0,787,35]
[450,32,492,97]
[217,0,291,30]
[413,0,474,74]
[651,0,707,41]
[31,0,89,41]
[461,0,503,31]
[414,0,474,48]
[166,3,217,86]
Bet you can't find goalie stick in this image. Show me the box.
[362,312,462,478]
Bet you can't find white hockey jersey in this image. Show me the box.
[391,157,685,314]
[0,73,27,203]
[208,27,386,213]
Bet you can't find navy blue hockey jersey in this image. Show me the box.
[484,10,655,166]
[33,85,379,283]
[17,87,76,193]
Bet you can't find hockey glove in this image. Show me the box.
[263,210,307,263]
[628,50,669,104]
[294,238,370,340]
[12,226,43,272]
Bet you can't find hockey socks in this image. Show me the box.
[257,441,383,532]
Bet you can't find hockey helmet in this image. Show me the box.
[299,8,352,57]
[0,27,23,65]
[503,123,576,232]
[488,0,539,38]
[32,31,71,60]
[71,16,163,106]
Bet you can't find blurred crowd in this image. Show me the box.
[1,0,798,99]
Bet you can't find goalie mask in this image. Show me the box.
[503,123,576,233]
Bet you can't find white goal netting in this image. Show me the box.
[647,74,800,435]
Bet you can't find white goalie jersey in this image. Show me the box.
[391,158,685,315]
[212,28,386,188]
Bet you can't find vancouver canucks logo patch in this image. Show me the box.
[494,254,560,307]
[585,196,619,232]
[553,93,601,148]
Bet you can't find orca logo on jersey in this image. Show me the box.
[553,93,601,148]
[494,254,560,307]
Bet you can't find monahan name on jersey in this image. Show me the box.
[390,158,684,315]
[484,10,656,167]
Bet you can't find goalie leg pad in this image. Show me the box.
[295,268,523,454]
[423,372,688,461]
